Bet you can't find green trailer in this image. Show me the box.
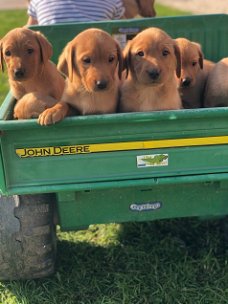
[1,14,228,280]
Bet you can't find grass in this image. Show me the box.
[1,219,228,303]
[1,5,227,304]
[0,10,27,102]
[156,4,191,16]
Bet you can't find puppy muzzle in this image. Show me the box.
[146,68,161,84]
[94,79,108,91]
[13,68,26,80]
[181,77,192,88]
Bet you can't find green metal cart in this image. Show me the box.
[1,14,228,280]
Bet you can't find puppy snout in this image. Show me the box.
[95,79,108,90]
[181,77,192,88]
[147,68,160,81]
[14,68,25,79]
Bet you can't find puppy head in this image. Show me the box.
[57,28,123,92]
[123,27,181,86]
[175,37,204,88]
[0,28,53,81]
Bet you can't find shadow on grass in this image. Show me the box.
[2,218,228,304]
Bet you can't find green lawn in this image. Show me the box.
[0,10,27,102]
[1,219,228,304]
[2,6,228,304]
[156,4,191,16]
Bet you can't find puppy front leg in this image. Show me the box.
[38,102,69,125]
[14,92,58,120]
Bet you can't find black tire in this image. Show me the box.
[221,216,228,250]
[0,193,56,280]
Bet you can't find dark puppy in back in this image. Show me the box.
[176,37,214,108]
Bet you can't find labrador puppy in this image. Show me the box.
[123,0,156,18]
[204,58,228,107]
[176,38,215,108]
[38,28,123,125]
[119,27,182,112]
[0,27,65,119]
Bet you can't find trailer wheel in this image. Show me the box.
[221,216,228,249]
[0,194,56,280]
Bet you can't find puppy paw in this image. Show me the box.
[38,103,69,125]
[38,108,63,125]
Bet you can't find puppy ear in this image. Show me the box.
[198,51,204,69]
[0,40,4,72]
[123,40,132,78]
[57,42,76,82]
[35,31,53,64]
[57,47,69,77]
[173,43,181,78]
[193,42,204,69]
[116,42,124,80]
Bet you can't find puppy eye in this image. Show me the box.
[27,48,34,54]
[136,51,144,57]
[5,50,11,56]
[82,57,91,64]
[108,55,115,63]
[192,61,197,67]
[162,49,170,57]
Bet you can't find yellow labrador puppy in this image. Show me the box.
[38,28,123,125]
[119,27,182,112]
[176,38,214,108]
[0,27,65,119]
[204,58,228,108]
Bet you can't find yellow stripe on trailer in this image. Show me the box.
[15,135,228,158]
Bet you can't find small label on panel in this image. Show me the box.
[112,34,127,49]
[137,154,168,168]
[130,202,162,212]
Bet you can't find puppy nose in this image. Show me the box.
[147,68,160,80]
[96,80,108,90]
[14,68,25,79]
[181,77,192,87]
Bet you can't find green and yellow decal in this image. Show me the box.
[15,135,228,158]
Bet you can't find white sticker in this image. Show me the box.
[137,154,168,168]
[112,34,127,49]
[130,202,162,212]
